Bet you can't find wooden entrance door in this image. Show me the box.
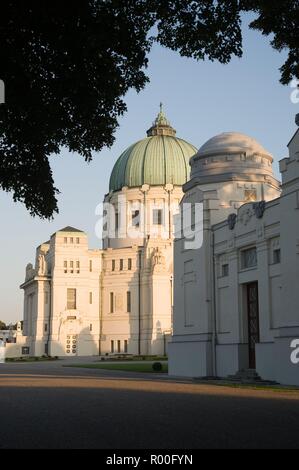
[247,282,260,369]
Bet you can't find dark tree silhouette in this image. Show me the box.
[0,1,298,218]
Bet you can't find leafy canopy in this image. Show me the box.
[0,0,298,218]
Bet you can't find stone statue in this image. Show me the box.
[38,253,47,276]
[254,201,266,219]
[152,248,166,272]
[227,213,237,231]
[153,248,163,265]
[25,263,35,282]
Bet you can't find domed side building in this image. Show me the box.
[169,119,299,386]
[19,108,197,358]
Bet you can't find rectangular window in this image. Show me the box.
[111,340,114,354]
[45,324,48,333]
[128,258,132,271]
[70,237,74,244]
[117,340,121,354]
[89,292,93,304]
[222,264,229,277]
[67,288,77,310]
[120,259,124,271]
[273,249,281,264]
[89,260,93,272]
[76,238,80,244]
[124,340,128,353]
[64,261,68,273]
[110,292,114,313]
[112,260,116,272]
[132,210,140,227]
[127,291,131,313]
[153,209,163,225]
[70,261,74,273]
[241,248,257,270]
[64,237,68,244]
[76,261,80,273]
[90,324,93,332]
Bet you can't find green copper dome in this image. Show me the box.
[109,105,197,192]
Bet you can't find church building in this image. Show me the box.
[20,108,197,357]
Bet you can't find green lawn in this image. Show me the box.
[66,362,168,373]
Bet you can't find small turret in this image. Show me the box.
[147,103,177,137]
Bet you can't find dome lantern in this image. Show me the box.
[146,103,177,137]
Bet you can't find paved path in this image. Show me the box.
[0,358,299,449]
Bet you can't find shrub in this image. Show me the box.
[152,362,163,372]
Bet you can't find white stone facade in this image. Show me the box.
[20,110,195,359]
[169,127,299,386]
[20,185,181,358]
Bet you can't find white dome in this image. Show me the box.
[188,131,280,190]
[197,132,272,159]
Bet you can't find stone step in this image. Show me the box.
[230,369,261,380]
[227,369,279,386]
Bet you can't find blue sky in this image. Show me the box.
[0,15,298,323]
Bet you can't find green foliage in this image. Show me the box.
[0,1,297,217]
[152,362,163,372]
[0,321,7,330]
[241,0,299,85]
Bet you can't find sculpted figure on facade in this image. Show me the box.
[254,200,266,219]
[25,263,35,282]
[37,253,47,276]
[152,247,166,273]
[228,213,237,231]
